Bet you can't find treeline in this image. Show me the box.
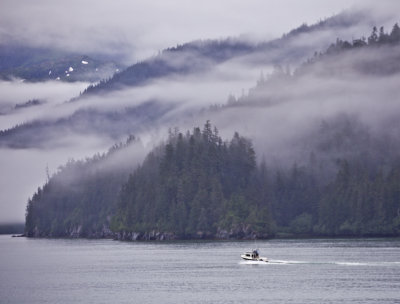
[224,23,400,109]
[304,23,400,68]
[25,122,400,239]
[327,23,400,52]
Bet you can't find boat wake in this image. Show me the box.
[239,259,319,265]
[239,260,400,266]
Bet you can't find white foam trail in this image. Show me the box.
[239,260,400,266]
[335,262,368,266]
[269,260,309,264]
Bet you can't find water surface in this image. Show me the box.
[1,236,399,303]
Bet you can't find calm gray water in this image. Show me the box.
[1,236,399,304]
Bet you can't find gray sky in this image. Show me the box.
[0,0,375,63]
[0,0,399,223]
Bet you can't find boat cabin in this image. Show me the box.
[244,250,259,259]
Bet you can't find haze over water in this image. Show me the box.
[1,236,399,303]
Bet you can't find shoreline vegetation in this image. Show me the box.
[7,232,400,241]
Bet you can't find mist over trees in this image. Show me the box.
[25,136,141,237]
[81,10,369,96]
[0,100,172,149]
[25,121,400,239]
[24,23,400,239]
[0,13,382,150]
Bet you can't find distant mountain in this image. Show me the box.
[0,44,123,82]
[83,10,367,95]
[83,39,255,94]
[0,11,372,149]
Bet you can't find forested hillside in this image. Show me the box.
[24,24,400,239]
[110,121,400,239]
[25,121,400,239]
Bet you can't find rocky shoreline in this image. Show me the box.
[26,223,272,241]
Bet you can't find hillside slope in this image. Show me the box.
[24,22,400,240]
[0,11,368,149]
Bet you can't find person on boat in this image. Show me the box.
[253,250,259,259]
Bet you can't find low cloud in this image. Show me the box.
[0,140,106,222]
[197,45,400,167]
[0,80,89,130]
[2,1,400,223]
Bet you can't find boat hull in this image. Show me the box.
[240,255,268,262]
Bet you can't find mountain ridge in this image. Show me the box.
[0,10,373,149]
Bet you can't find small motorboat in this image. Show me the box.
[241,249,268,262]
